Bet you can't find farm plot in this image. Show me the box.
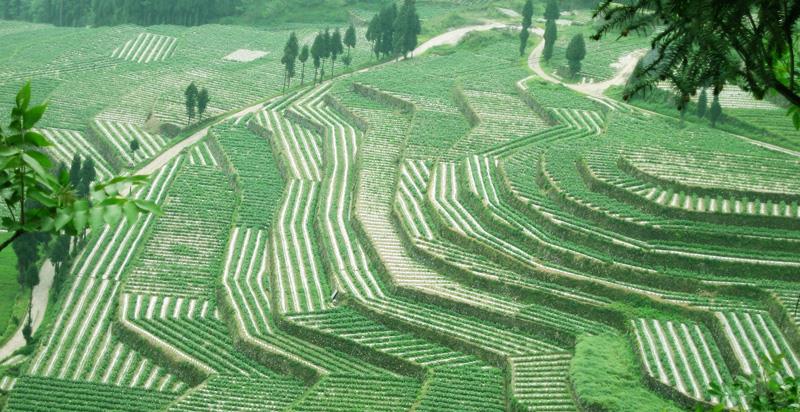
[212,123,284,229]
[187,140,218,167]
[288,375,420,411]
[93,119,169,166]
[27,159,183,394]
[36,128,114,179]
[112,33,178,64]
[300,87,566,361]
[449,88,550,157]
[167,374,305,412]
[508,352,576,412]
[631,318,734,406]
[124,164,235,300]
[223,49,269,63]
[4,376,178,412]
[715,311,800,378]
[334,86,531,317]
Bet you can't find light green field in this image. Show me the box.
[0,232,22,345]
[1,3,799,411]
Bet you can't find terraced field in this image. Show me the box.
[2,5,800,412]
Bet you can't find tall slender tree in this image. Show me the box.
[344,23,357,57]
[320,29,331,79]
[542,0,559,61]
[69,154,82,188]
[298,45,309,85]
[366,14,381,58]
[311,32,323,83]
[544,0,559,21]
[330,28,344,79]
[709,95,722,127]
[566,34,586,77]
[184,82,198,125]
[519,0,533,56]
[696,88,708,118]
[394,0,420,58]
[281,32,299,91]
[79,158,97,197]
[197,88,209,120]
[379,4,398,58]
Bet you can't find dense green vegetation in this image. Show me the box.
[1,1,800,411]
[570,334,683,412]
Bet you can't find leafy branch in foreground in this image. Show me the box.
[592,0,800,127]
[700,355,799,412]
[0,82,161,253]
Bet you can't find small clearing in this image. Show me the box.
[224,49,270,62]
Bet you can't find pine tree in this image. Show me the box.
[69,154,82,188]
[197,88,209,120]
[401,0,421,58]
[519,0,533,56]
[344,23,357,57]
[185,82,198,125]
[321,29,331,75]
[379,4,397,58]
[519,29,530,57]
[366,14,381,58]
[330,28,343,79]
[311,32,323,83]
[709,94,722,127]
[281,32,299,91]
[566,34,586,77]
[130,139,140,154]
[543,19,557,61]
[544,0,559,21]
[696,88,708,118]
[79,158,97,197]
[299,45,309,85]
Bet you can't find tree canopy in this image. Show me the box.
[593,0,800,124]
[0,82,160,253]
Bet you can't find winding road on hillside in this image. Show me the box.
[135,22,520,176]
[0,261,54,363]
[524,32,800,158]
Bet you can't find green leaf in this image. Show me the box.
[89,206,104,230]
[15,82,31,110]
[134,200,162,216]
[73,199,90,212]
[54,209,72,230]
[23,104,47,129]
[73,210,88,231]
[123,201,139,224]
[103,203,122,225]
[21,152,50,177]
[24,131,51,147]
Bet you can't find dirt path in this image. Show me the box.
[0,260,54,362]
[411,22,510,57]
[525,35,645,97]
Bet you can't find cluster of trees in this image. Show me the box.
[0,0,242,27]
[365,0,421,59]
[184,82,210,126]
[694,89,723,127]
[281,24,357,90]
